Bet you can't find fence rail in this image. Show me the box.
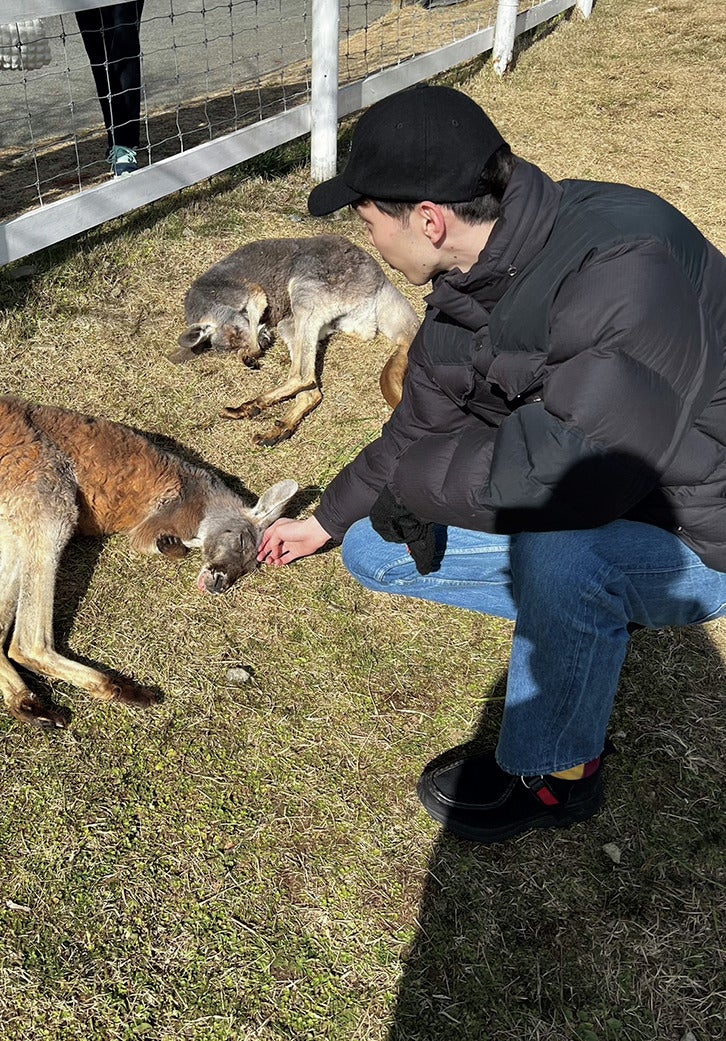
[0,0,591,266]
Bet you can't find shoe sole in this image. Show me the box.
[416,779,603,844]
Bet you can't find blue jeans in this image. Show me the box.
[341,519,726,775]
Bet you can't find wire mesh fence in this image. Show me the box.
[0,0,578,262]
[1,0,319,218]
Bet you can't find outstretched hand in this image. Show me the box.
[257,516,332,566]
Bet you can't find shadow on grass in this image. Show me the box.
[387,624,725,1041]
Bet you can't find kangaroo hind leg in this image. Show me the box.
[0,531,69,728]
[8,508,161,718]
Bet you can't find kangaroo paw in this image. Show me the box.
[7,691,70,729]
[156,534,189,559]
[220,401,263,421]
[106,675,164,709]
[253,423,295,448]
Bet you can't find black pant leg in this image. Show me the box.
[76,2,144,151]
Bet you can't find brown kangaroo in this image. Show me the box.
[0,396,298,729]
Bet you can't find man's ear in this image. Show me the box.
[417,201,448,246]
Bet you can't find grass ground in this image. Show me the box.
[0,0,724,1038]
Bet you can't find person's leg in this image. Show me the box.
[342,517,726,841]
[76,3,143,168]
[499,520,726,773]
[75,8,114,145]
[100,1,144,151]
[342,519,517,618]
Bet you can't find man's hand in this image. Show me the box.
[257,516,332,566]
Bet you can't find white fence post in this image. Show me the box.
[492,0,519,76]
[310,0,339,183]
[576,0,594,15]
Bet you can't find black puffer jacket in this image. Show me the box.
[314,159,726,572]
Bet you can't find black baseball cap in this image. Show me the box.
[308,84,507,216]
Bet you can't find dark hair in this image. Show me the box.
[359,145,517,225]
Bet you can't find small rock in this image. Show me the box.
[602,842,622,864]
[226,666,252,685]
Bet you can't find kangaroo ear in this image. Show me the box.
[250,479,299,527]
[168,324,214,363]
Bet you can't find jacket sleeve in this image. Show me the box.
[390,240,719,533]
[313,334,473,541]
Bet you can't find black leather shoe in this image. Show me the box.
[416,748,605,844]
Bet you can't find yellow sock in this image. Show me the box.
[551,763,586,780]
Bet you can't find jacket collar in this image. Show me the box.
[425,159,563,331]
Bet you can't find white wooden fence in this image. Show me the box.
[0,0,593,266]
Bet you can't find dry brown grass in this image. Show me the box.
[0,1,724,1039]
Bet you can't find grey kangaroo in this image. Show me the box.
[172,235,420,446]
[0,395,298,729]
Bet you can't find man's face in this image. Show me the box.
[355,200,439,286]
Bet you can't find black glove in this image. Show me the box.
[369,486,437,575]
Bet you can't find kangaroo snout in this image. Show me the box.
[196,526,258,595]
[197,566,241,595]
